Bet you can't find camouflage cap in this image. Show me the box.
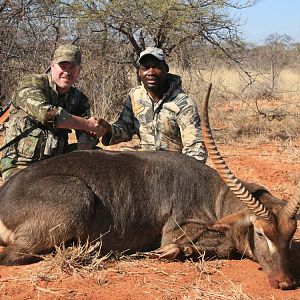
[138,47,169,71]
[138,47,166,63]
[52,44,81,65]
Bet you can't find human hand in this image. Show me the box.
[98,118,111,135]
[85,117,110,138]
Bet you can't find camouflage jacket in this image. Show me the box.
[1,73,96,172]
[102,74,207,162]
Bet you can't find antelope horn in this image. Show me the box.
[200,83,271,220]
[284,182,300,218]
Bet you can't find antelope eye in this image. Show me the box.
[255,231,264,238]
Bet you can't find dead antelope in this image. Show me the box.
[201,84,300,290]
[0,85,298,291]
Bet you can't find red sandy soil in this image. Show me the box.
[0,137,299,300]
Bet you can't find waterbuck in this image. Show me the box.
[0,85,299,290]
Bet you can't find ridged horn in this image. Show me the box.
[284,182,300,218]
[200,83,271,220]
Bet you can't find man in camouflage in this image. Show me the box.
[1,44,105,181]
[100,47,207,162]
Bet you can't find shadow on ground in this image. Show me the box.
[291,239,300,287]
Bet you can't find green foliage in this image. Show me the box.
[0,0,257,116]
[67,0,256,59]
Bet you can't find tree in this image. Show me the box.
[0,0,71,100]
[66,0,258,68]
[0,0,259,117]
[245,33,294,98]
[264,33,293,96]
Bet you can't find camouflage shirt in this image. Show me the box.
[102,74,207,162]
[1,73,96,177]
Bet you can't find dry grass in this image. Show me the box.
[184,259,252,300]
[0,232,262,299]
[0,66,299,300]
[168,66,300,144]
[178,66,300,98]
[42,245,256,299]
[42,240,113,275]
[78,64,300,145]
[0,241,256,299]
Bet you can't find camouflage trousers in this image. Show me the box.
[1,143,79,182]
[1,165,26,182]
[1,144,102,182]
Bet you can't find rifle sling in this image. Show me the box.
[0,124,40,152]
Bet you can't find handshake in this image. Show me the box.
[85,117,111,139]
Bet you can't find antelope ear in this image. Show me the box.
[213,209,250,232]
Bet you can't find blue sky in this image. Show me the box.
[237,0,300,44]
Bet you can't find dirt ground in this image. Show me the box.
[0,137,299,300]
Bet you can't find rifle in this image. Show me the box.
[0,100,11,125]
[0,36,80,151]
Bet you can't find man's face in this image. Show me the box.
[51,61,80,94]
[139,56,168,92]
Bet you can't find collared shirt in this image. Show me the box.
[103,74,207,162]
